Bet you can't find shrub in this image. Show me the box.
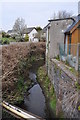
[25,33,29,42]
[5,34,10,38]
[1,38,10,45]
[2,32,6,38]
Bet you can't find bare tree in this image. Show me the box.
[53,12,56,19]
[53,10,73,19]
[13,18,27,41]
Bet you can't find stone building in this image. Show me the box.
[46,18,75,75]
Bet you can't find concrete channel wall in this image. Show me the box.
[48,59,80,118]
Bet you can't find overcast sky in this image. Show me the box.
[0,0,79,32]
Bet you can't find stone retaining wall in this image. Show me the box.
[48,59,80,118]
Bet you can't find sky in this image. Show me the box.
[0,0,79,32]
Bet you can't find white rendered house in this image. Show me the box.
[27,27,39,42]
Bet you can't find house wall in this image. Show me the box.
[49,19,73,59]
[67,29,78,56]
[78,29,80,43]
[28,29,38,42]
[67,22,80,56]
[46,19,73,76]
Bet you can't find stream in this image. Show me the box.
[19,60,50,119]
[2,60,54,119]
[23,72,46,118]
[16,59,55,120]
[21,72,47,118]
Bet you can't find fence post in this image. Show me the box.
[75,44,79,71]
[77,43,80,85]
[0,45,2,120]
[77,43,80,116]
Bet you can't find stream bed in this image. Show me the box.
[18,60,53,119]
[20,72,47,118]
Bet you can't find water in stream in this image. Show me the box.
[20,60,53,119]
[21,72,47,118]
[20,60,48,118]
[24,83,46,118]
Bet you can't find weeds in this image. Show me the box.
[37,66,56,115]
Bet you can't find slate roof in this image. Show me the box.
[26,27,36,34]
[42,23,50,33]
[7,30,13,33]
[64,14,80,34]
[7,27,36,34]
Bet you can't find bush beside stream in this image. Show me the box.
[2,42,45,104]
[2,42,46,119]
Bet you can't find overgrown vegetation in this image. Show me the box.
[2,42,45,109]
[4,54,45,104]
[75,81,80,90]
[37,66,56,115]
[78,105,80,111]
[12,76,32,105]
[2,32,10,38]
[2,110,17,120]
[55,57,78,76]
[25,33,29,41]
[55,55,60,61]
[65,64,78,76]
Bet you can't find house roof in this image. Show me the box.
[7,30,13,33]
[64,14,80,34]
[48,17,75,22]
[26,27,36,34]
[7,27,36,34]
[42,23,50,33]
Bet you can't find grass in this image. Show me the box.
[37,66,56,115]
[50,98,56,111]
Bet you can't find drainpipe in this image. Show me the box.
[46,25,50,74]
